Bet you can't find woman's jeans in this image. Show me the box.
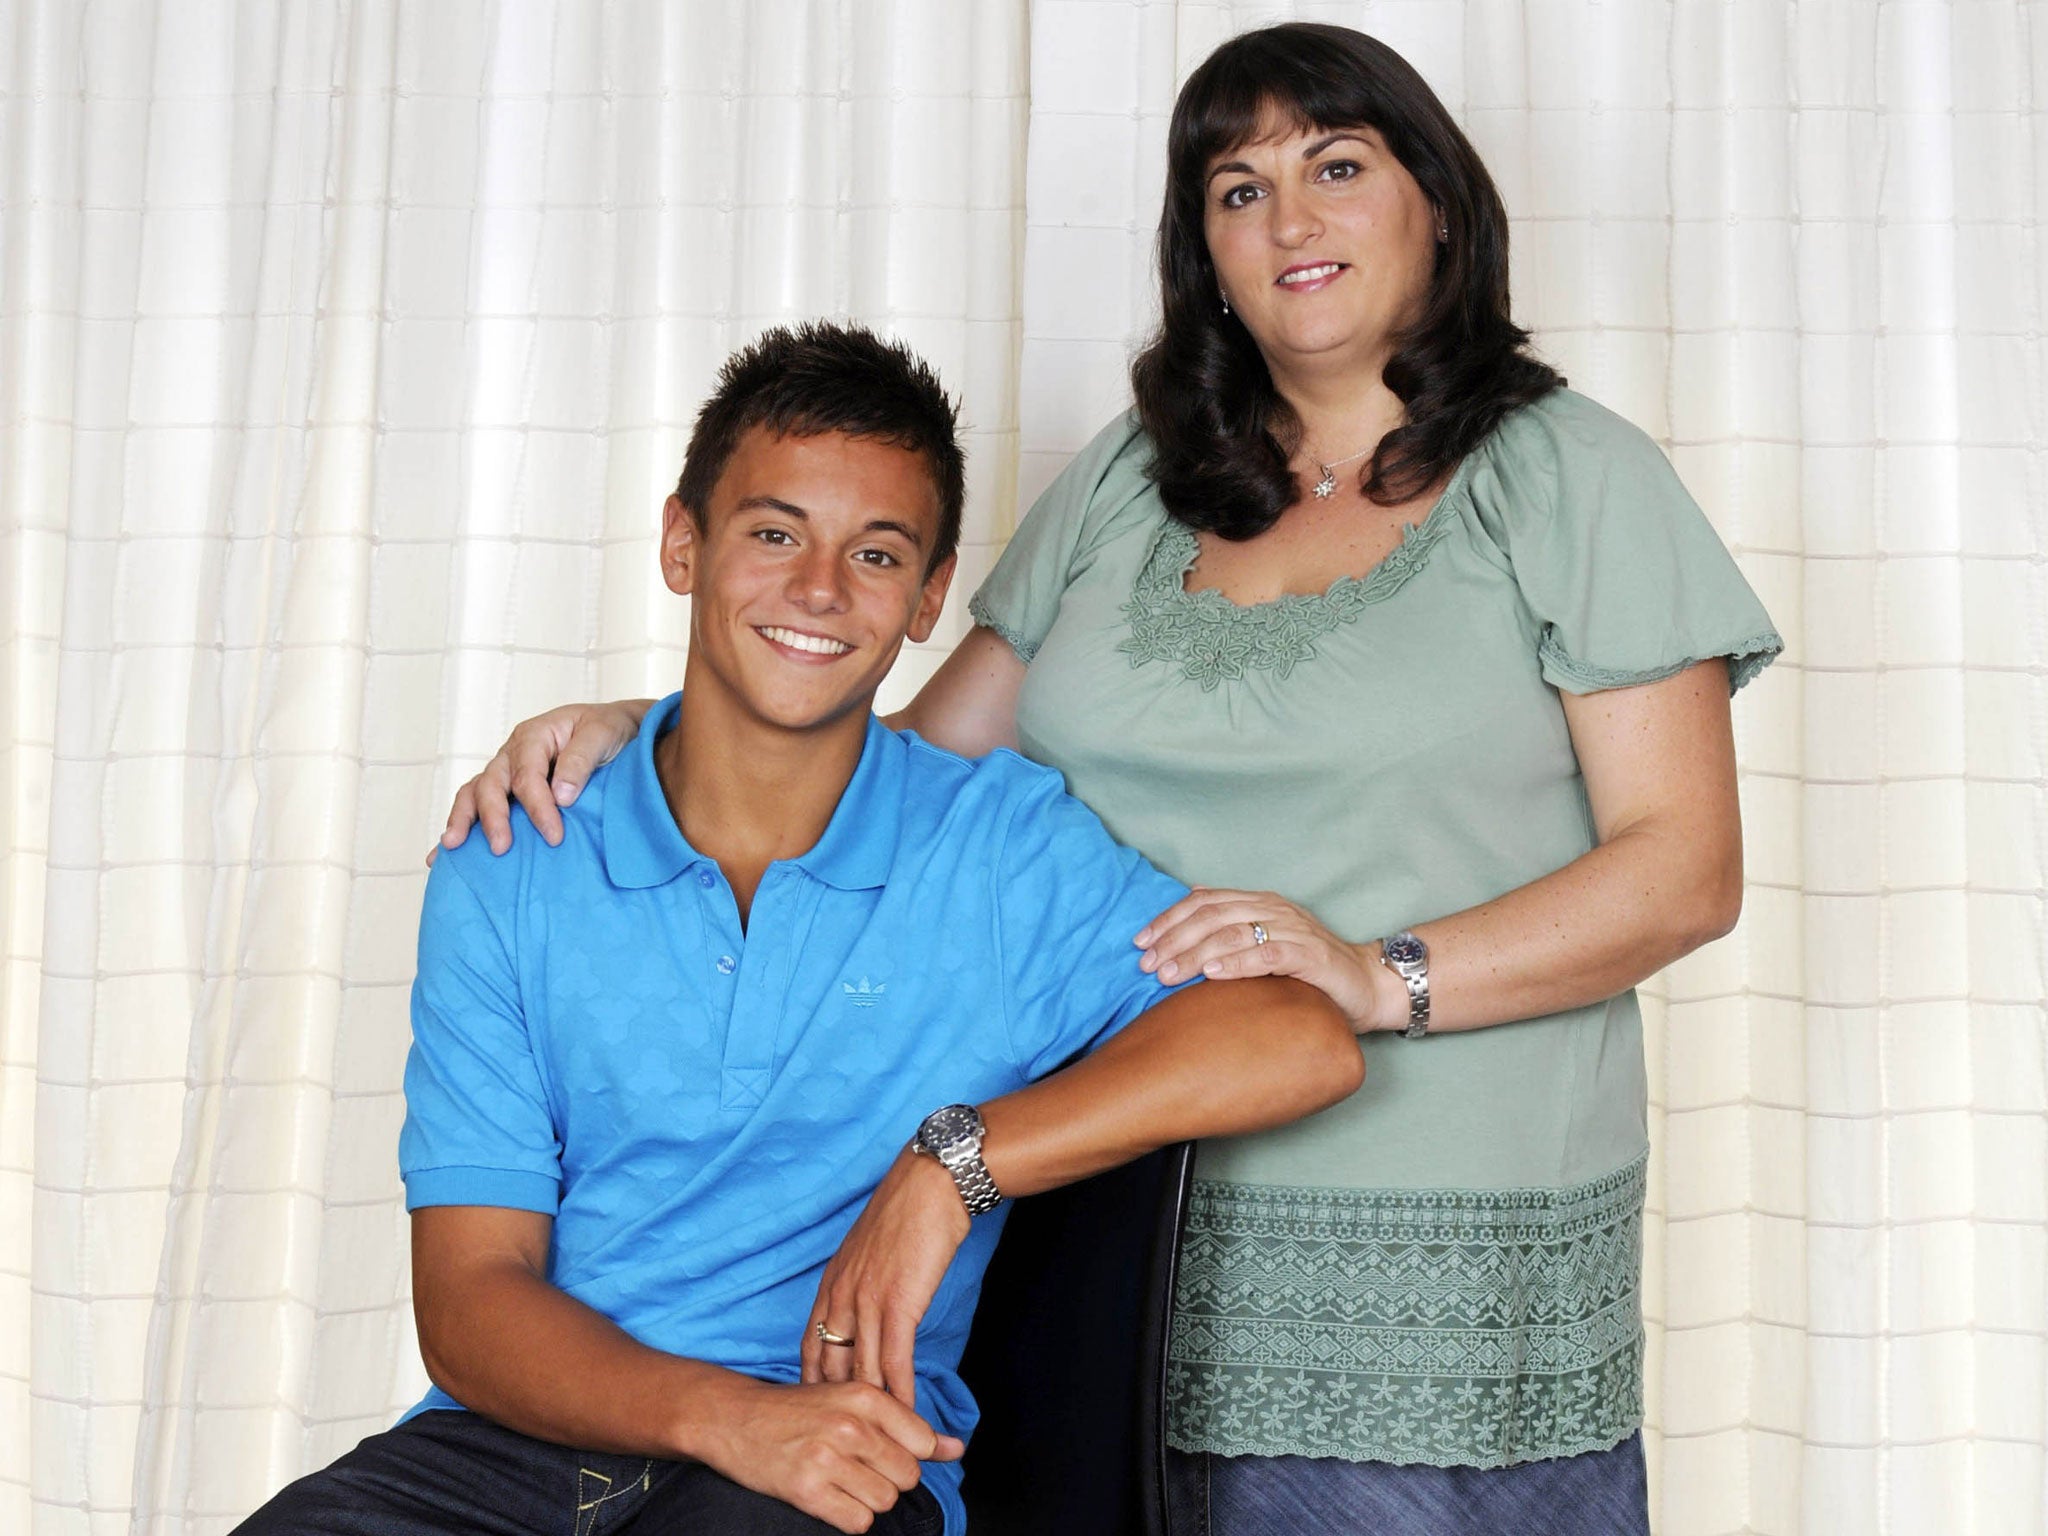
[1165,1434,1650,1536]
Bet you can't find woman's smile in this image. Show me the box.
[1275,260,1349,291]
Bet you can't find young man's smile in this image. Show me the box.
[756,625,855,659]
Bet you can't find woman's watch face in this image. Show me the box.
[1385,933,1426,968]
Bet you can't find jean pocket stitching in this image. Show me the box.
[575,1464,646,1536]
[574,1467,610,1536]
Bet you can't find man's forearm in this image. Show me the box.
[419,1208,963,1526]
[416,1247,739,1460]
[803,977,1361,1400]
[978,975,1361,1199]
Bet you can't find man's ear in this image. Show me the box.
[905,553,957,645]
[659,495,697,597]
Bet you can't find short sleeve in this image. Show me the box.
[399,854,563,1214]
[968,414,1152,663]
[990,762,1199,1080]
[1470,391,1783,695]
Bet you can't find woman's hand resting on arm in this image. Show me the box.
[430,627,1029,862]
[1136,658,1746,1033]
[1137,890,1406,1030]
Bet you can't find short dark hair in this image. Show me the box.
[674,321,966,572]
[1130,23,1562,539]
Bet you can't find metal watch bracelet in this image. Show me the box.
[1378,930,1431,1039]
[939,1152,1003,1217]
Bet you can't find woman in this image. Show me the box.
[441,24,1779,1535]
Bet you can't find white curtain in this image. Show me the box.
[0,2,1026,1530]
[0,2,2040,1533]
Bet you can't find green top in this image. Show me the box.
[969,388,1780,1468]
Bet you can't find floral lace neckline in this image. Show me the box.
[1118,460,1473,690]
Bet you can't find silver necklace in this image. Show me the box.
[1310,443,1375,499]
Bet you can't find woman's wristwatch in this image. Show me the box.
[1378,931,1431,1038]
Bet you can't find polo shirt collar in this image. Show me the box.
[792,712,903,891]
[602,692,903,893]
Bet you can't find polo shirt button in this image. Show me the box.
[697,870,715,888]
[716,955,736,974]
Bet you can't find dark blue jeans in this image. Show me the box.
[1166,1435,1650,1536]
[232,1408,944,1536]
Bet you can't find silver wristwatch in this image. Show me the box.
[911,1103,1003,1216]
[1378,931,1431,1039]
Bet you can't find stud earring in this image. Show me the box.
[1220,291,1231,315]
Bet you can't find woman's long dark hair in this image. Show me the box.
[1130,23,1561,538]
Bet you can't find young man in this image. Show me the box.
[235,324,1362,1536]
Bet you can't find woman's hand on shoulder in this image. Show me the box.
[1136,889,1404,1033]
[430,699,654,862]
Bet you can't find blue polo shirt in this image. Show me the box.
[399,693,1193,1532]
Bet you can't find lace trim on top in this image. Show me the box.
[1166,1155,1647,1468]
[966,592,1041,664]
[1117,487,1464,691]
[1540,629,1786,697]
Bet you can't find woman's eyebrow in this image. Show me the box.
[1206,132,1373,182]
[1301,132,1370,158]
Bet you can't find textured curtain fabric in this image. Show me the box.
[0,2,2039,1534]
[0,2,1026,1531]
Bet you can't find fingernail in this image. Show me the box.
[1159,962,1179,982]
[1134,927,1153,946]
[554,781,578,804]
[1138,952,1156,973]
[1203,962,1221,977]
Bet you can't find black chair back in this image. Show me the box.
[955,1143,1194,1536]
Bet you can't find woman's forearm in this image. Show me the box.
[1149,812,1743,1038]
[1379,812,1742,1033]
[1369,663,1745,1032]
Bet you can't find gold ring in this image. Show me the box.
[815,1322,856,1348]
[1250,922,1269,946]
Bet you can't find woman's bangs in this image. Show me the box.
[1173,47,1380,178]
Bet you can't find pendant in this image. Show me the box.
[1313,465,1337,499]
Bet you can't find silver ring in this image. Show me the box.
[815,1322,856,1348]
[1250,922,1269,946]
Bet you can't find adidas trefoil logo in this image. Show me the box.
[842,977,886,1009]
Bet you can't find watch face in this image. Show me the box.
[1385,934,1426,968]
[919,1103,982,1154]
